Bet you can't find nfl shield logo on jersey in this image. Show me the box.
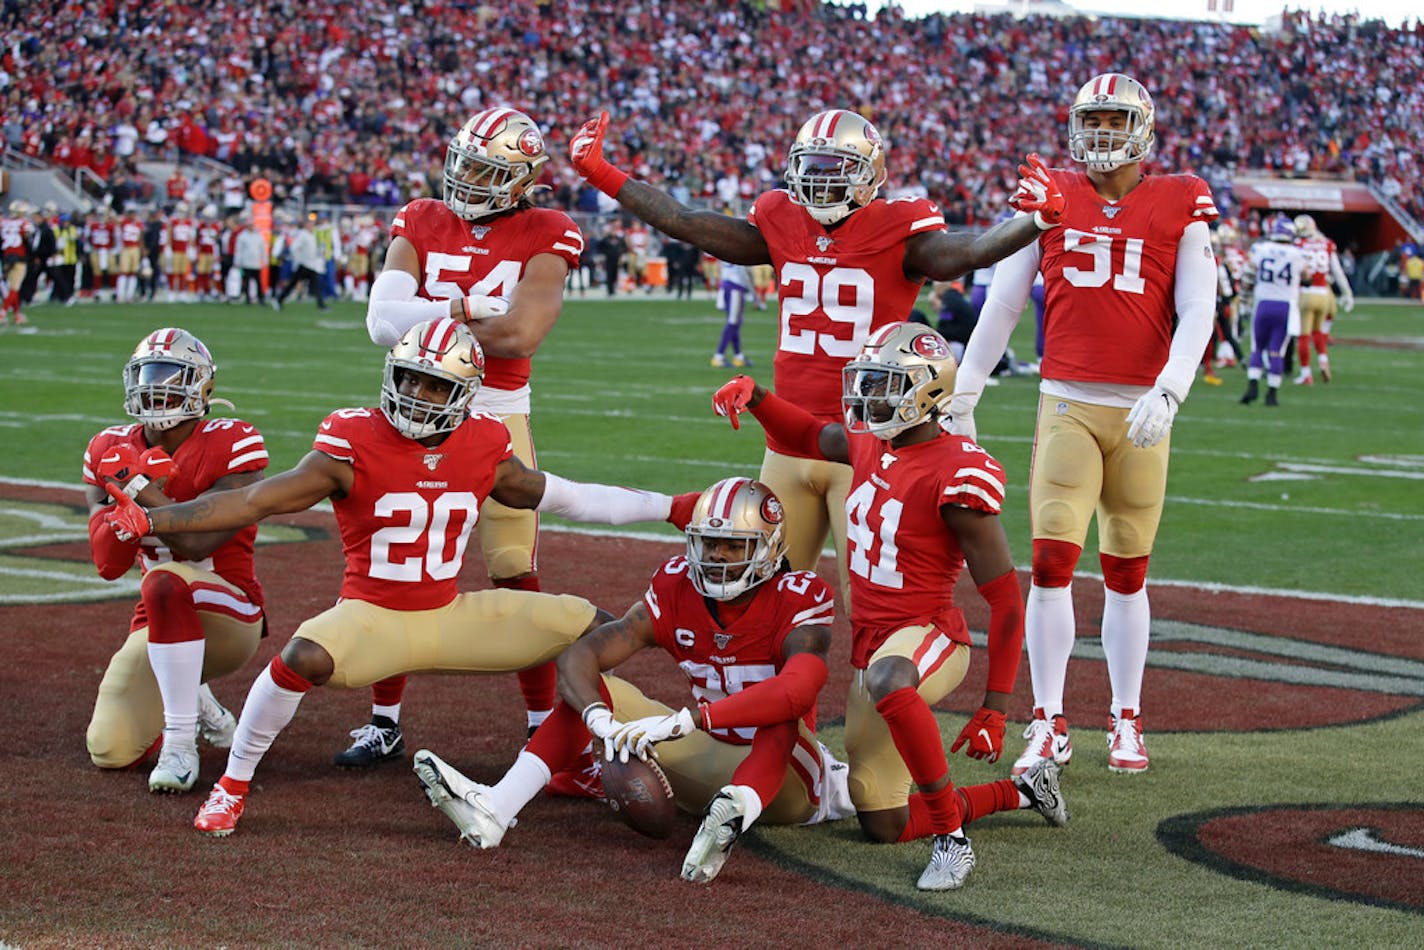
[422,453,444,471]
[714,632,733,651]
[816,235,834,252]
[1102,205,1122,219]
[470,224,491,240]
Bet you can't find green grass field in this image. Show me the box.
[2,293,1422,947]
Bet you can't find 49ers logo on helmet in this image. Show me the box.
[911,334,950,359]
[517,128,543,156]
[863,123,883,146]
[760,495,784,524]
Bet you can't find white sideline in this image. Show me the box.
[2,475,1420,612]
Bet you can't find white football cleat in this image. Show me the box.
[1107,710,1149,773]
[196,683,237,749]
[413,749,510,849]
[1011,707,1072,777]
[682,785,757,884]
[149,741,200,793]
[917,833,976,891]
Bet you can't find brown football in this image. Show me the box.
[602,755,676,839]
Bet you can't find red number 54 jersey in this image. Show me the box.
[644,556,835,744]
[391,199,584,393]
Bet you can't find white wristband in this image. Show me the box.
[122,474,151,498]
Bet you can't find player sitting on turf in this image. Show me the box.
[101,318,699,837]
[413,476,857,884]
[712,323,1068,891]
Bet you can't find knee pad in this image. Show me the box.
[139,570,200,644]
[1031,539,1082,588]
[1100,553,1150,594]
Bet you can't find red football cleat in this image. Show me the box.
[194,783,247,836]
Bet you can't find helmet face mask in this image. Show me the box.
[685,478,787,601]
[381,319,484,439]
[785,110,887,225]
[123,328,215,431]
[1068,73,1155,173]
[842,323,958,441]
[443,108,549,221]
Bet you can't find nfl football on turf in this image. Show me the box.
[602,754,676,839]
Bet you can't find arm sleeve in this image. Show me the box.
[1157,220,1218,402]
[746,390,832,459]
[365,269,450,347]
[977,570,1025,694]
[956,237,1041,402]
[536,472,673,524]
[1329,252,1352,299]
[88,506,140,581]
[700,652,829,730]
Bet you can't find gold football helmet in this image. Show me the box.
[1068,73,1155,172]
[784,109,888,225]
[1293,214,1318,238]
[685,477,788,601]
[443,107,550,221]
[381,318,485,439]
[123,327,217,430]
[842,322,958,441]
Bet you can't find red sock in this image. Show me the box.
[1297,335,1311,365]
[875,687,949,787]
[525,701,591,772]
[729,720,796,808]
[898,793,935,842]
[140,571,202,643]
[371,675,407,707]
[1313,330,1329,356]
[955,779,1020,825]
[500,576,558,714]
[218,775,250,796]
[269,655,314,693]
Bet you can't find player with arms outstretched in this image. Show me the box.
[568,108,1066,606]
[101,319,697,837]
[414,477,856,884]
[948,73,1219,776]
[712,324,1068,891]
[84,328,266,795]
[357,108,588,776]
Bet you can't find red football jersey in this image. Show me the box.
[0,216,31,258]
[390,199,583,393]
[313,406,514,611]
[119,217,144,247]
[843,429,1006,669]
[645,556,835,744]
[83,419,269,630]
[196,223,221,254]
[166,218,197,254]
[1036,171,1218,387]
[1297,235,1337,289]
[86,220,115,250]
[748,191,946,453]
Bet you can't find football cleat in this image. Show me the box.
[1240,380,1259,405]
[681,785,756,884]
[1294,370,1313,386]
[544,745,604,800]
[1265,388,1280,407]
[1011,708,1072,777]
[710,354,727,368]
[334,718,405,767]
[196,683,237,749]
[917,833,976,891]
[1107,709,1150,773]
[731,354,750,368]
[194,784,246,836]
[1318,355,1332,383]
[1202,373,1223,386]
[413,749,510,849]
[1013,758,1069,827]
[148,741,200,793]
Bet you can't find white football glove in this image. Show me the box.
[462,294,509,321]
[1125,386,1180,448]
[581,702,625,762]
[1339,295,1355,314]
[945,393,979,443]
[608,708,696,762]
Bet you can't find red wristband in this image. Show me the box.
[584,162,629,199]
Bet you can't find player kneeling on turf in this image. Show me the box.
[413,476,856,883]
[102,318,698,837]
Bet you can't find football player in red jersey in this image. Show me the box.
[101,319,697,837]
[413,477,858,884]
[1292,214,1354,384]
[569,108,1066,612]
[2,200,35,324]
[948,73,1221,777]
[357,107,586,772]
[710,324,1068,891]
[84,328,268,796]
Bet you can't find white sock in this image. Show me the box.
[147,639,205,749]
[526,708,551,731]
[372,703,401,724]
[1026,583,1076,718]
[484,750,552,827]
[1102,586,1150,718]
[224,665,306,782]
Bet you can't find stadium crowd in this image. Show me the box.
[2,1,1421,227]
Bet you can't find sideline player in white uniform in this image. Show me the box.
[1241,215,1311,407]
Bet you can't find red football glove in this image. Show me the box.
[103,483,154,543]
[666,491,702,531]
[1009,153,1066,230]
[712,375,757,431]
[95,443,142,482]
[569,111,629,198]
[950,706,1007,763]
[97,444,177,496]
